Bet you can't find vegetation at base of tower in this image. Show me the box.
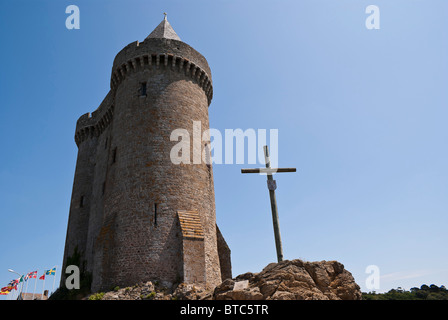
[49,246,92,300]
[362,284,448,300]
[140,291,156,300]
[88,292,105,300]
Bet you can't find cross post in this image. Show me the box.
[241,145,296,262]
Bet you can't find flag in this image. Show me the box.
[45,268,56,276]
[18,275,24,283]
[0,291,9,295]
[8,279,18,286]
[28,271,37,279]
[39,274,45,280]
[7,280,18,290]
[1,287,10,293]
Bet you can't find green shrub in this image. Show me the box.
[88,292,105,300]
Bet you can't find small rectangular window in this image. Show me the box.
[140,82,147,96]
[112,147,117,164]
[102,182,106,195]
[80,196,85,208]
[154,203,158,227]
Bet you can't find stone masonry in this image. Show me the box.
[61,17,231,293]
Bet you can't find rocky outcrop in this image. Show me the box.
[87,259,362,300]
[213,259,362,300]
[94,281,212,300]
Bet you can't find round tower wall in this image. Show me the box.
[91,39,221,291]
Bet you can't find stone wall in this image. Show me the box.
[216,226,232,281]
[61,36,230,293]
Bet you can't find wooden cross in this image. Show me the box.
[241,145,296,263]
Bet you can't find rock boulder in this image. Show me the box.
[213,259,362,300]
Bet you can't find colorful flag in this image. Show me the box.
[18,275,24,283]
[39,274,45,280]
[8,279,18,286]
[7,280,18,291]
[45,268,56,276]
[25,271,37,280]
[1,287,10,292]
[0,291,9,295]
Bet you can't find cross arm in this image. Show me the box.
[241,168,296,174]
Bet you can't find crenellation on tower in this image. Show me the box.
[109,39,214,105]
[74,92,115,147]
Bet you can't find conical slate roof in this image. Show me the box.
[146,15,181,41]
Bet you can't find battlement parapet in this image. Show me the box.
[110,38,213,105]
[74,91,115,147]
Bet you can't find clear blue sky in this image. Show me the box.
[1,0,447,299]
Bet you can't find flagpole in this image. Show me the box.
[25,272,30,296]
[41,273,46,300]
[13,283,17,300]
[16,278,21,300]
[32,270,38,300]
[51,266,57,296]
[19,277,24,300]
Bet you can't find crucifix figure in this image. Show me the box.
[241,145,296,262]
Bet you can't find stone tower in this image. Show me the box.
[61,17,231,293]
